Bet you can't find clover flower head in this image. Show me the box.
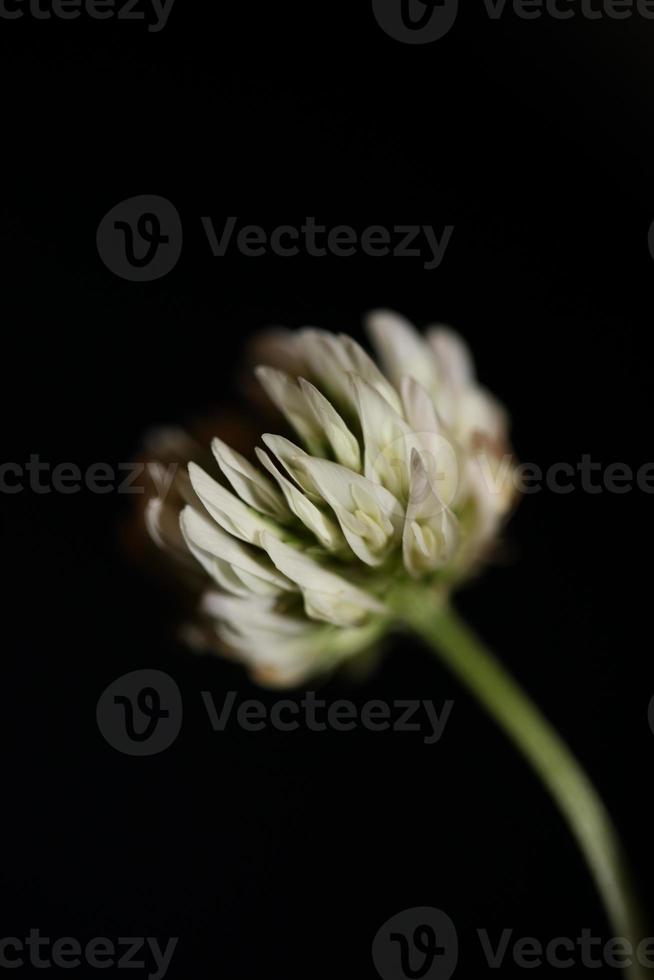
[147,310,516,685]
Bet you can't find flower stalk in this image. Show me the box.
[392,587,646,980]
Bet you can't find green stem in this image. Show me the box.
[394,591,646,980]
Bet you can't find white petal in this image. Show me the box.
[203,591,372,687]
[212,617,332,687]
[400,376,440,434]
[296,328,354,408]
[212,437,288,519]
[260,433,323,501]
[294,329,401,415]
[255,448,344,552]
[255,366,323,452]
[461,452,514,546]
[259,532,386,627]
[351,374,413,499]
[202,591,308,636]
[180,506,294,596]
[188,461,283,546]
[337,334,403,415]
[297,378,361,471]
[145,497,176,552]
[427,326,475,388]
[145,497,196,567]
[365,309,439,393]
[295,455,403,566]
[456,387,508,446]
[403,450,460,577]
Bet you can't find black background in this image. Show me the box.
[1,1,654,977]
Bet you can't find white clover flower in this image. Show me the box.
[147,310,516,686]
[140,311,646,976]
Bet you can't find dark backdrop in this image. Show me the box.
[1,3,653,978]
